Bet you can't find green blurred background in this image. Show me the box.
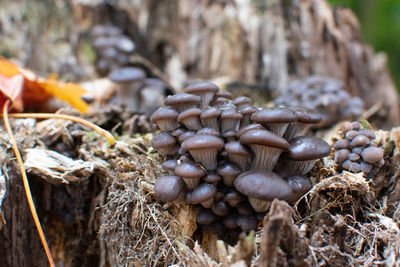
[329,0,400,90]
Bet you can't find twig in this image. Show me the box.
[3,100,56,267]
[3,112,115,146]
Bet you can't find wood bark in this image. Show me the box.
[72,0,400,128]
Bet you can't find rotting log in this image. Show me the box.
[71,0,400,128]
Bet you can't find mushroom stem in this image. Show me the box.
[189,149,219,170]
[182,177,201,190]
[248,197,271,212]
[201,117,219,131]
[181,117,203,131]
[267,122,290,137]
[250,145,283,170]
[275,159,317,177]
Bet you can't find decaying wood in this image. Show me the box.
[71,0,399,127]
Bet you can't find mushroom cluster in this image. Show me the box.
[91,25,136,76]
[274,76,365,127]
[333,121,384,176]
[108,67,168,115]
[151,82,331,239]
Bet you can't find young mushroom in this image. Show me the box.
[108,67,146,112]
[186,183,217,208]
[224,141,252,170]
[181,134,224,170]
[150,107,179,131]
[164,93,201,112]
[239,129,289,170]
[151,132,179,155]
[200,107,221,131]
[154,176,185,202]
[175,161,206,189]
[251,107,297,137]
[234,170,292,212]
[184,81,220,108]
[275,136,331,177]
[177,108,203,130]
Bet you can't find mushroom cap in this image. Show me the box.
[181,134,224,150]
[177,131,195,143]
[200,107,221,119]
[189,183,217,203]
[203,172,222,184]
[215,90,234,99]
[154,176,184,202]
[164,93,200,107]
[217,162,241,177]
[287,175,312,195]
[108,67,146,83]
[295,108,322,123]
[234,170,292,201]
[150,132,177,150]
[115,36,135,53]
[237,123,264,138]
[175,161,206,178]
[197,128,220,137]
[184,81,219,94]
[239,129,290,150]
[251,107,297,124]
[222,130,237,139]
[233,96,252,106]
[220,109,243,120]
[177,108,202,122]
[361,147,384,164]
[196,210,216,225]
[162,159,178,173]
[224,141,252,157]
[282,136,331,160]
[239,105,257,115]
[150,107,179,123]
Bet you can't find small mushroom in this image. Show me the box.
[251,107,297,137]
[177,108,203,130]
[239,105,257,129]
[223,214,239,229]
[212,201,230,216]
[236,215,258,231]
[187,183,217,208]
[151,132,179,155]
[202,172,222,186]
[154,176,185,202]
[162,159,178,174]
[181,134,224,170]
[223,190,244,207]
[217,162,241,186]
[164,93,200,112]
[224,141,252,170]
[239,129,289,170]
[232,96,252,108]
[197,210,217,225]
[215,90,234,100]
[234,170,292,212]
[150,107,179,131]
[286,175,312,203]
[361,147,384,164]
[220,109,243,133]
[108,67,146,112]
[175,161,206,189]
[284,108,322,139]
[200,107,221,131]
[197,127,220,137]
[275,136,331,177]
[184,81,219,108]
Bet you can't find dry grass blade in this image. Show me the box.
[2,100,56,267]
[4,112,115,146]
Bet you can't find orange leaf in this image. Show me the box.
[0,57,88,113]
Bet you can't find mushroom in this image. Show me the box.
[181,134,224,170]
[186,183,217,208]
[223,214,239,229]
[251,107,297,137]
[239,105,257,129]
[239,129,289,170]
[232,96,252,108]
[154,176,185,202]
[275,136,331,177]
[175,161,206,189]
[202,172,222,186]
[177,108,203,130]
[200,107,221,131]
[284,108,322,139]
[286,175,312,203]
[236,123,265,138]
[197,127,220,137]
[361,147,384,164]
[212,201,230,216]
[236,215,258,231]
[220,109,243,133]
[234,170,292,212]
[184,81,219,108]
[164,93,200,112]
[150,107,179,131]
[215,90,234,100]
[108,67,146,112]
[197,210,217,225]
[223,190,244,207]
[217,162,241,186]
[224,141,252,170]
[151,132,179,155]
[162,159,178,174]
